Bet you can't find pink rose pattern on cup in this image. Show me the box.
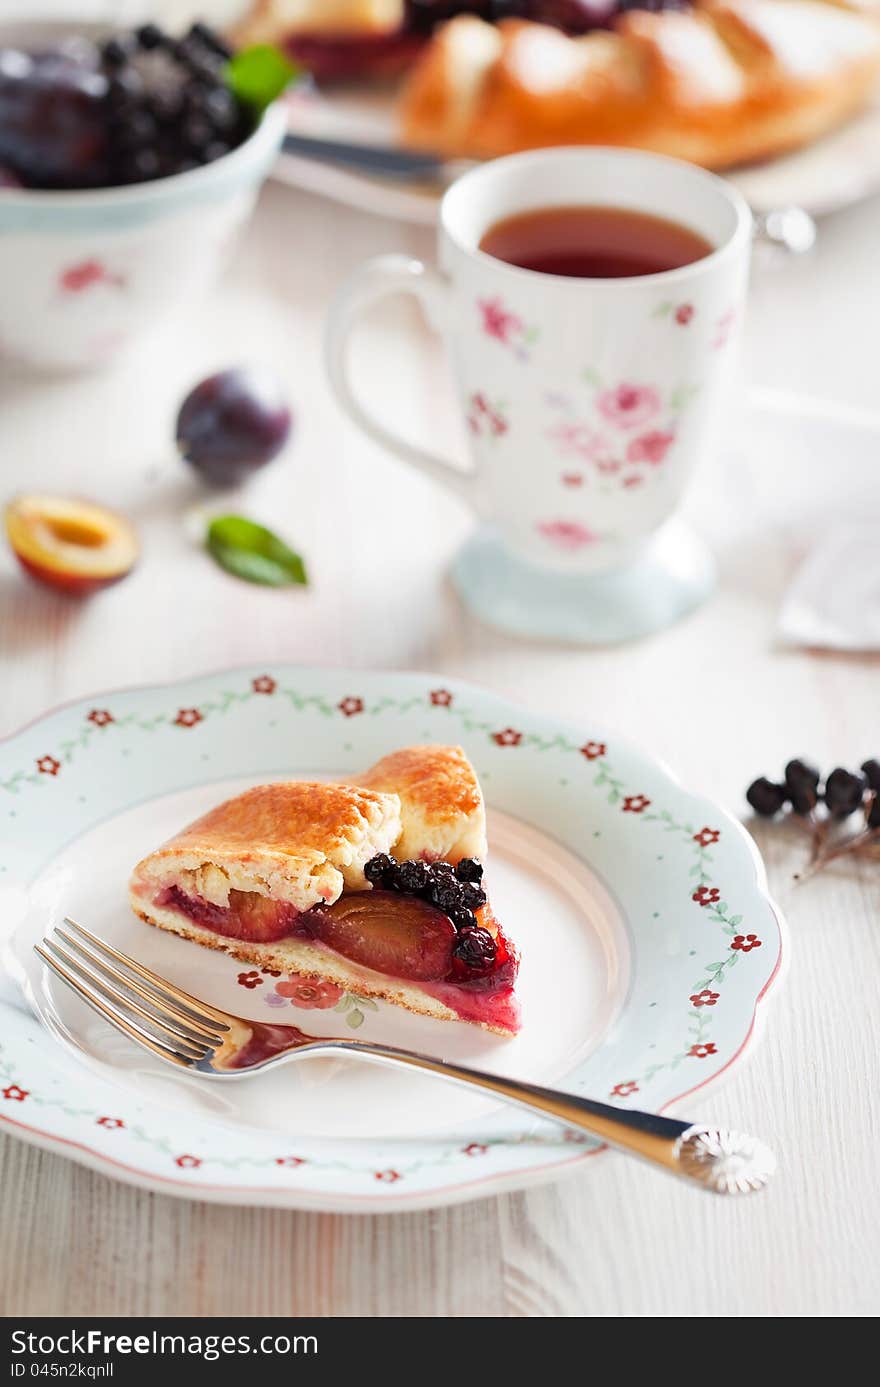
[596,383,662,431]
[538,371,695,534]
[473,292,739,558]
[476,295,539,361]
[467,392,508,439]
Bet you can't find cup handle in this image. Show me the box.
[325,254,477,510]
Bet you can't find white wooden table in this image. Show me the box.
[1,178,879,1318]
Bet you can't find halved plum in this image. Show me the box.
[158,885,304,943]
[310,890,457,981]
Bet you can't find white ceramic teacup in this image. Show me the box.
[326,147,752,642]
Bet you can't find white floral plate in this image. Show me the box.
[0,668,784,1211]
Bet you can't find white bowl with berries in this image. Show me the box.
[0,17,288,372]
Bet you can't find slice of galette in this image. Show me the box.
[129,745,520,1035]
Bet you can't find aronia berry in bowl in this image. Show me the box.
[0,18,288,373]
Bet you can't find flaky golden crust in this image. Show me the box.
[400,4,880,170]
[357,744,488,863]
[130,781,402,912]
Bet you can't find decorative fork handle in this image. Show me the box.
[319,1040,774,1195]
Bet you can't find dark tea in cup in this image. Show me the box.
[479,205,713,279]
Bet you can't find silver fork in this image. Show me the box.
[35,919,775,1195]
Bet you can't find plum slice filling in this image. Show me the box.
[154,883,518,1009]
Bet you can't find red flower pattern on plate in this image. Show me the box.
[237,971,263,990]
[2,1084,28,1102]
[622,794,651,813]
[478,296,522,345]
[580,741,606,761]
[622,473,643,488]
[731,934,762,953]
[430,689,453,707]
[338,697,364,717]
[693,885,720,906]
[275,1156,306,1168]
[675,303,694,325]
[693,827,720,847]
[463,1143,488,1156]
[174,708,202,728]
[252,675,276,695]
[275,975,344,1009]
[561,472,584,487]
[36,755,60,776]
[175,1154,201,1169]
[492,728,522,748]
[536,519,598,551]
[96,1116,124,1129]
[610,1080,639,1098]
[688,1043,717,1059]
[374,1169,401,1183]
[597,383,661,431]
[626,429,674,465]
[59,259,125,294]
[690,989,719,1008]
[87,709,114,727]
[261,966,282,977]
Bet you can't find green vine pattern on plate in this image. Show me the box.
[0,673,768,1179]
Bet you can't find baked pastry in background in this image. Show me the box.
[400,3,880,168]
[130,746,521,1035]
[232,0,880,167]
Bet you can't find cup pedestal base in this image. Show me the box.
[450,521,716,644]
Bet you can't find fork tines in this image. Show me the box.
[34,918,230,1069]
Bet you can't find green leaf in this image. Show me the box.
[225,44,298,115]
[356,996,379,1012]
[207,515,308,587]
[334,995,353,1013]
[347,1008,364,1029]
